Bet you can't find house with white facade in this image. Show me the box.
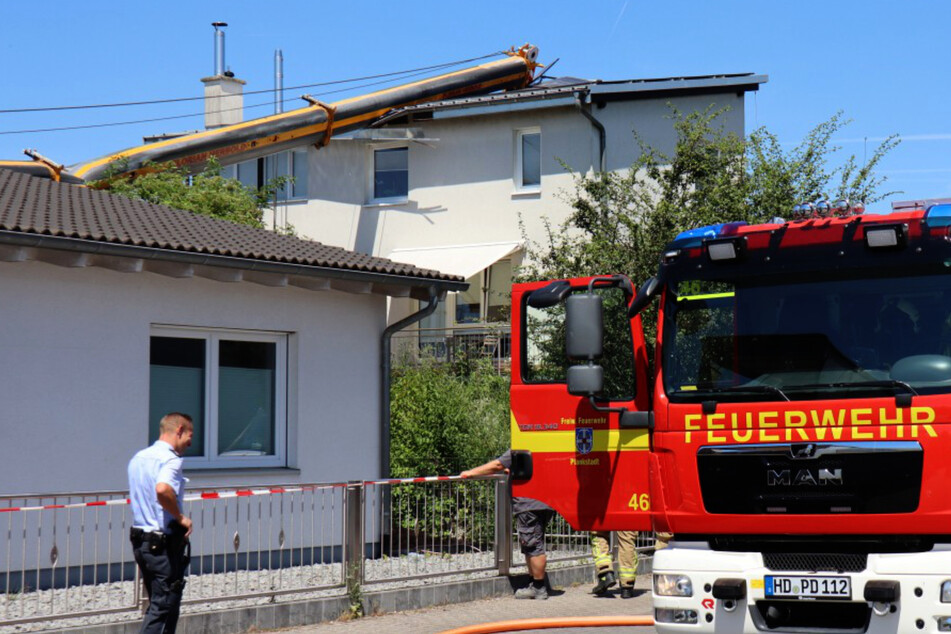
[221,73,767,335]
[0,167,464,496]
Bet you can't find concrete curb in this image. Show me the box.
[55,558,653,634]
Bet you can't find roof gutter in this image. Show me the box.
[0,230,468,296]
[575,90,606,173]
[381,287,442,477]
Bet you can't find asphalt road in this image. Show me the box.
[272,575,656,634]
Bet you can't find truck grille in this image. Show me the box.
[763,552,867,573]
[697,441,922,514]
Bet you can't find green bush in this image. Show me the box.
[390,358,508,477]
[388,359,509,551]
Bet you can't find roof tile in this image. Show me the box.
[0,168,460,284]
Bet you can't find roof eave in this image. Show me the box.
[376,73,768,124]
[0,230,468,299]
[586,74,769,102]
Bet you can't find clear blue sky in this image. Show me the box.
[2,1,948,213]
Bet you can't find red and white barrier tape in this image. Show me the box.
[362,475,461,486]
[0,475,471,513]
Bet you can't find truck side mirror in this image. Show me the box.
[566,293,603,360]
[567,364,604,396]
[566,292,605,396]
[627,277,660,318]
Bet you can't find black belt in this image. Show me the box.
[130,527,166,545]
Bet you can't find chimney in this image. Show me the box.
[201,22,245,129]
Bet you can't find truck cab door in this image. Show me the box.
[509,276,653,531]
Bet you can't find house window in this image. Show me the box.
[265,153,290,198]
[230,151,309,200]
[236,159,259,189]
[265,150,309,200]
[290,149,308,198]
[149,327,288,468]
[486,259,513,322]
[516,129,541,190]
[451,260,514,325]
[373,147,408,201]
[455,273,482,324]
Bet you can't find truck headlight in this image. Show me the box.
[941,580,951,603]
[654,573,693,597]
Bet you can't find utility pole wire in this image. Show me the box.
[0,52,503,115]
[0,57,501,136]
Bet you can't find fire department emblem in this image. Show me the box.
[576,428,593,455]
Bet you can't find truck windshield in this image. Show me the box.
[664,272,951,401]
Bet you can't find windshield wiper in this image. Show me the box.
[686,385,791,401]
[787,380,920,396]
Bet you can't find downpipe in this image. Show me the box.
[575,91,606,173]
[380,286,442,478]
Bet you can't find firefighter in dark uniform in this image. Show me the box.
[462,450,555,600]
[128,412,194,634]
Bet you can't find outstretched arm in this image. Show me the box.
[461,459,507,478]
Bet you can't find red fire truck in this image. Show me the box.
[510,200,951,633]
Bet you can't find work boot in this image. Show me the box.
[514,583,549,600]
[591,570,617,595]
[620,584,636,599]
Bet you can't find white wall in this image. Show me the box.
[276,91,747,262]
[0,258,386,495]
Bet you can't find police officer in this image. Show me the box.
[128,412,194,634]
[590,530,638,598]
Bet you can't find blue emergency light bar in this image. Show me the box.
[670,221,748,249]
[924,203,951,227]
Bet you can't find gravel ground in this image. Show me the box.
[0,549,589,632]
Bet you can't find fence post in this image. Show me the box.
[494,476,512,576]
[344,481,365,596]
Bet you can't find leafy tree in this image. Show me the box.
[96,158,290,229]
[520,107,900,291]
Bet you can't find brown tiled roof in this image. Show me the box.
[0,168,463,285]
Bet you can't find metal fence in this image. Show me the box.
[1,476,652,631]
[390,325,511,372]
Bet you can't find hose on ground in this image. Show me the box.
[438,615,655,633]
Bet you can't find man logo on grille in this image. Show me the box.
[767,468,843,486]
[576,427,593,455]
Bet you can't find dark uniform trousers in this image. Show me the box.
[131,527,189,634]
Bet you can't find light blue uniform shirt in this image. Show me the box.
[128,440,187,533]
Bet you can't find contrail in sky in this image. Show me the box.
[609,1,630,42]
[837,134,951,143]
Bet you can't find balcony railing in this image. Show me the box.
[390,325,511,372]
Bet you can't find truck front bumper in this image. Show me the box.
[652,542,951,633]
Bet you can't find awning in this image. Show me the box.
[387,241,523,280]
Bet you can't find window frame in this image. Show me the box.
[514,128,542,192]
[264,151,309,201]
[369,144,409,204]
[519,286,637,402]
[289,149,308,199]
[226,151,309,201]
[150,325,288,469]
